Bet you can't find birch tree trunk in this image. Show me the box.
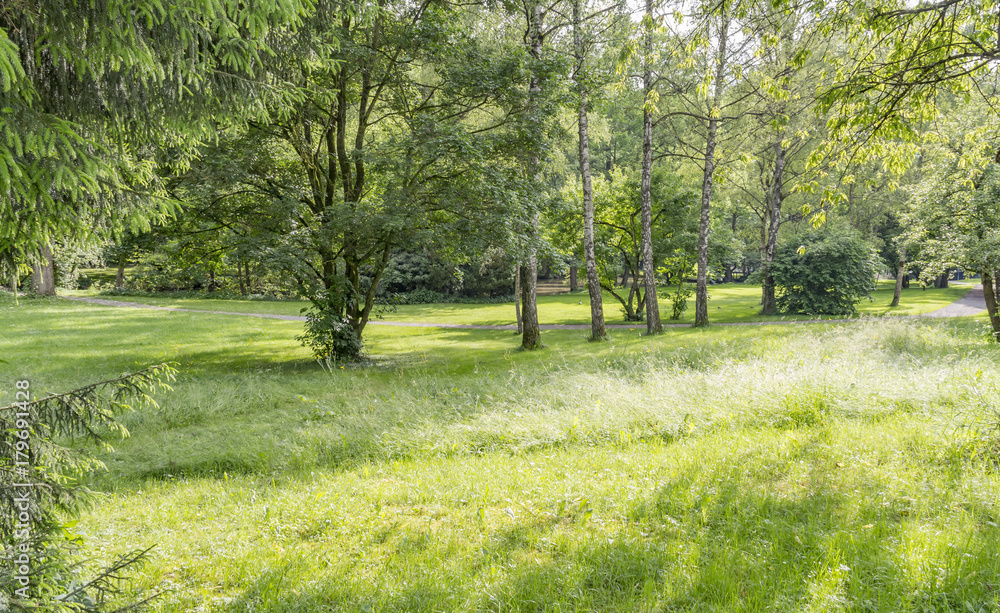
[694,7,729,327]
[640,0,662,334]
[574,0,607,341]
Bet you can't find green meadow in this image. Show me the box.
[3,287,1000,612]
[72,279,973,325]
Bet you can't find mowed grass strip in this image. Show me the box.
[2,291,999,611]
[67,279,975,326]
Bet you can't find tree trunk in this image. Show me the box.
[238,258,247,296]
[573,9,606,340]
[520,0,544,350]
[520,250,541,349]
[30,244,56,296]
[890,249,905,307]
[694,9,729,327]
[569,265,579,292]
[244,260,252,294]
[639,0,662,335]
[725,212,736,284]
[760,137,785,316]
[628,254,644,319]
[115,255,126,290]
[515,265,522,333]
[937,272,949,288]
[982,270,1000,341]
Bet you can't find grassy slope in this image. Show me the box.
[3,293,1000,612]
[69,280,973,326]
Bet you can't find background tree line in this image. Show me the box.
[5,0,1000,358]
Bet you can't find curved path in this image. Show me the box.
[61,287,987,330]
[920,285,987,317]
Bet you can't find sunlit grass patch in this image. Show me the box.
[4,290,1000,611]
[66,279,975,326]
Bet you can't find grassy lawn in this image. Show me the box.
[3,292,1000,611]
[66,279,975,326]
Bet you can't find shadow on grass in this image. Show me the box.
[208,432,1000,613]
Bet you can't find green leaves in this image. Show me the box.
[772,225,878,315]
[1,0,320,264]
[0,29,24,93]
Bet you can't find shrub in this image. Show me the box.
[771,226,878,316]
[393,288,445,305]
[389,290,515,305]
[669,283,693,320]
[379,251,514,299]
[297,308,364,362]
[380,253,460,295]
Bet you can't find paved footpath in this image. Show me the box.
[61,287,987,330]
[920,285,986,317]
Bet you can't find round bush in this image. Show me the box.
[771,226,878,316]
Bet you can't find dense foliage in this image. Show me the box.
[771,226,879,315]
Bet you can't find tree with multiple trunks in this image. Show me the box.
[168,1,536,359]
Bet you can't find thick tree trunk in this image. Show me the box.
[890,249,905,307]
[937,272,949,288]
[30,245,56,296]
[694,10,729,327]
[640,0,661,335]
[573,0,605,341]
[760,138,785,316]
[569,265,579,292]
[520,249,541,349]
[982,270,1000,341]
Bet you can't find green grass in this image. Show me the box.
[3,291,1000,612]
[78,267,122,285]
[70,279,974,326]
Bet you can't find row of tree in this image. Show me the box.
[4,0,1000,358]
